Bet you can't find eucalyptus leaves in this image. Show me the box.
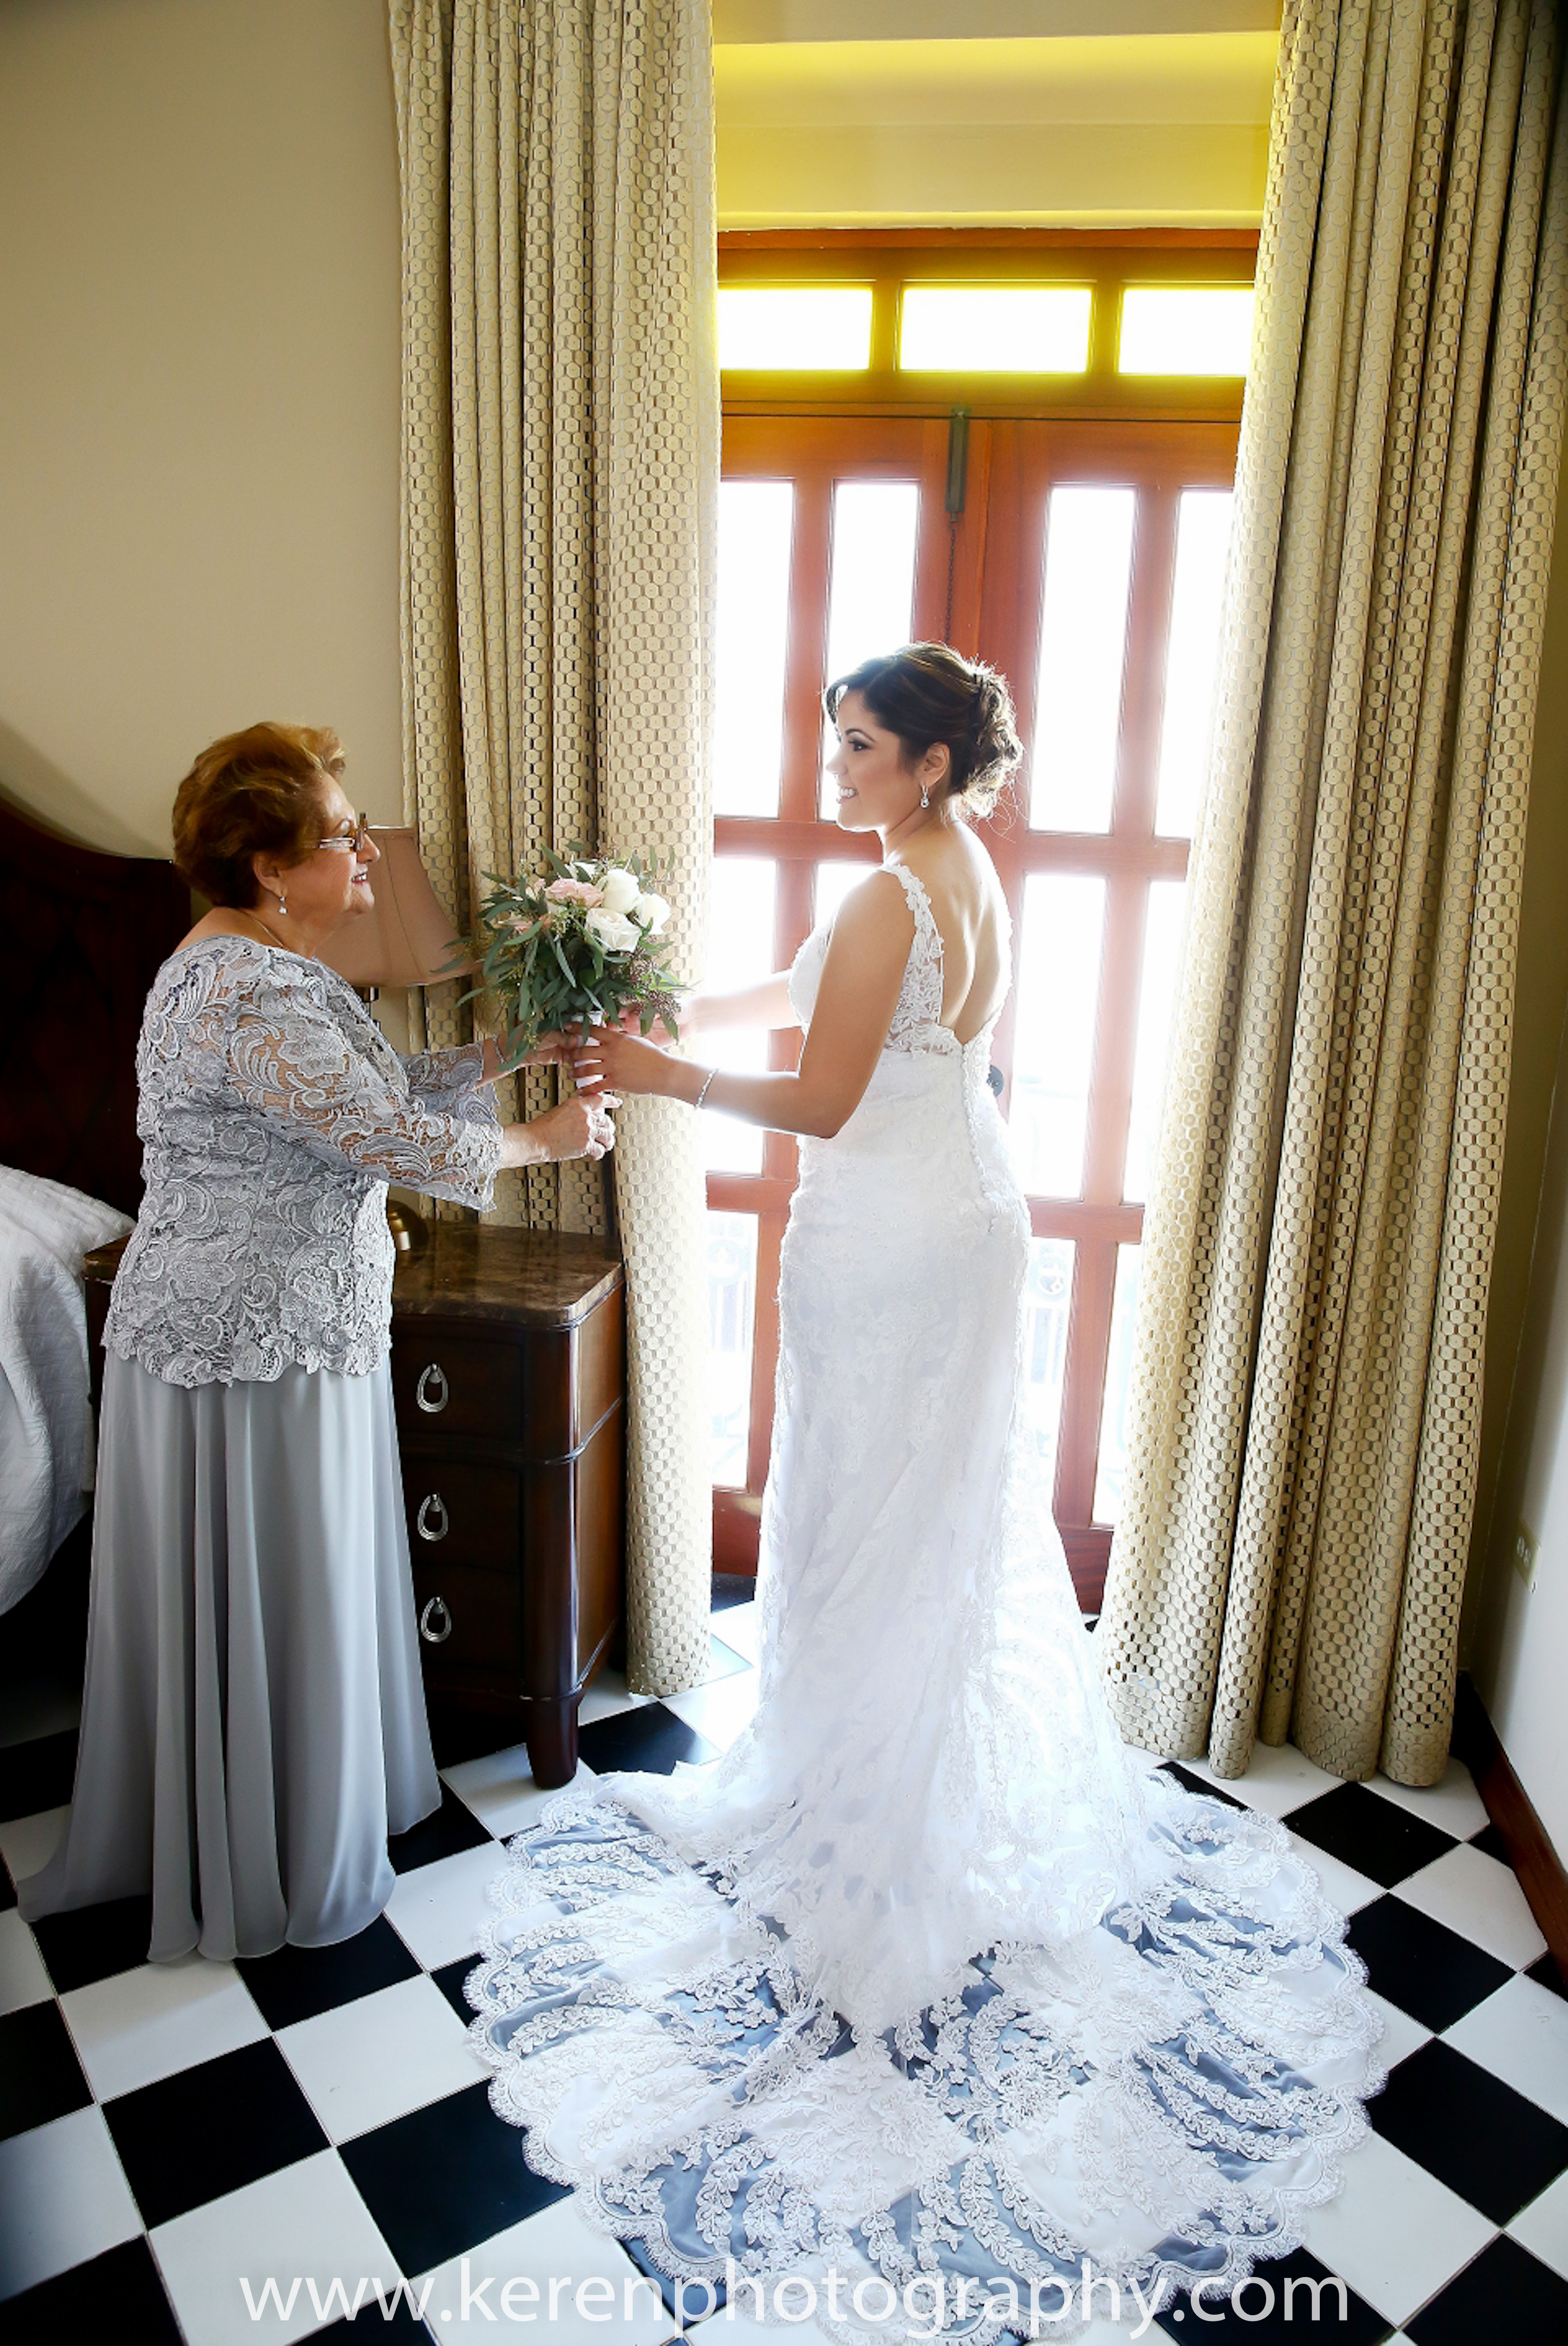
[462,845,683,1067]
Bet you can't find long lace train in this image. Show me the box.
[457,1610,1384,2343]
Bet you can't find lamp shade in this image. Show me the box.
[317,828,476,989]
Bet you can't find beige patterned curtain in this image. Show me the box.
[1099,0,1568,1788]
[389,0,717,1695]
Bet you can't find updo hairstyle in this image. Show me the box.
[823,643,1022,816]
[172,722,346,908]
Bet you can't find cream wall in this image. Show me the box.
[1467,986,1568,1861]
[1463,448,1568,1855]
[0,0,405,854]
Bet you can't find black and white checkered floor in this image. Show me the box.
[3,1589,1568,2344]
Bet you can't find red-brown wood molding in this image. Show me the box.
[1453,1673,1568,1990]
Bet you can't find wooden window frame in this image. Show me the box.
[719,228,1257,425]
[711,230,1255,1608]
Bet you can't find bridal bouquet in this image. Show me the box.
[461,846,683,1067]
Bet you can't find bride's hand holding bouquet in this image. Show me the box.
[459,847,684,1151]
[570,1018,685,1101]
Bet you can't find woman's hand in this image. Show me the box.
[537,1096,617,1161]
[498,1094,618,1167]
[574,1023,676,1099]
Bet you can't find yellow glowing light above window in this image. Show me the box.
[717,287,873,371]
[1118,287,1255,377]
[899,287,1092,374]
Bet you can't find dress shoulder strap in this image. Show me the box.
[881,862,941,950]
[877,864,946,1042]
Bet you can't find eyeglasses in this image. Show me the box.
[314,814,372,853]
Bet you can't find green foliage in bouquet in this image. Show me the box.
[458,843,684,1069]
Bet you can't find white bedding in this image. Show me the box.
[0,1167,133,1614]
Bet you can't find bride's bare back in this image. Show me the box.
[889,822,1011,1047]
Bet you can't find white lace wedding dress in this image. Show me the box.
[465,867,1383,2342]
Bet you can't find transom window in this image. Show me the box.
[716,239,1256,403]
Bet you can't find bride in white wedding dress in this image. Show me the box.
[465,646,1384,2343]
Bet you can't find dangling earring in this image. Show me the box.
[920,784,930,809]
[277,888,287,917]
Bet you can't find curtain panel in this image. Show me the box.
[389,0,718,1696]
[1099,0,1568,1787]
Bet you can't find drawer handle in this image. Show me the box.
[416,1362,450,1413]
[416,1493,450,1542]
[419,1595,453,1644]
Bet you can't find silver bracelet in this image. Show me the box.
[693,1068,717,1110]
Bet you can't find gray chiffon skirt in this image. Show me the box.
[16,1350,441,1962]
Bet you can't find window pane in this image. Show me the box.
[706,1210,758,1489]
[813,858,877,934]
[900,286,1091,374]
[698,858,776,1176]
[704,857,777,988]
[1155,488,1233,839]
[718,287,873,371]
[1123,881,1186,1205]
[1118,287,1254,377]
[1018,1238,1075,1499]
[715,481,794,819]
[820,480,920,813]
[1093,1244,1142,1524]
[1010,874,1105,1197]
[1030,486,1135,832]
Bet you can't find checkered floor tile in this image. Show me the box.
[2,1592,1566,2344]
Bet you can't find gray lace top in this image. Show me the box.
[105,936,502,1388]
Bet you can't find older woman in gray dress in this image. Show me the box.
[18,722,613,1962]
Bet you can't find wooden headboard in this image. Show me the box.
[0,794,191,1218]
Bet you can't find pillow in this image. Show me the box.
[0,1166,133,1277]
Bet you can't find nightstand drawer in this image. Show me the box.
[390,1335,522,1440]
[400,1460,519,1573]
[409,1558,520,1677]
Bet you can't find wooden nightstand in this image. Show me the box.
[389,1222,626,1788]
[84,1222,627,1791]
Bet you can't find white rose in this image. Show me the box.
[586,906,641,954]
[632,891,670,934]
[599,867,641,914]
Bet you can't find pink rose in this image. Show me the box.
[545,877,604,908]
